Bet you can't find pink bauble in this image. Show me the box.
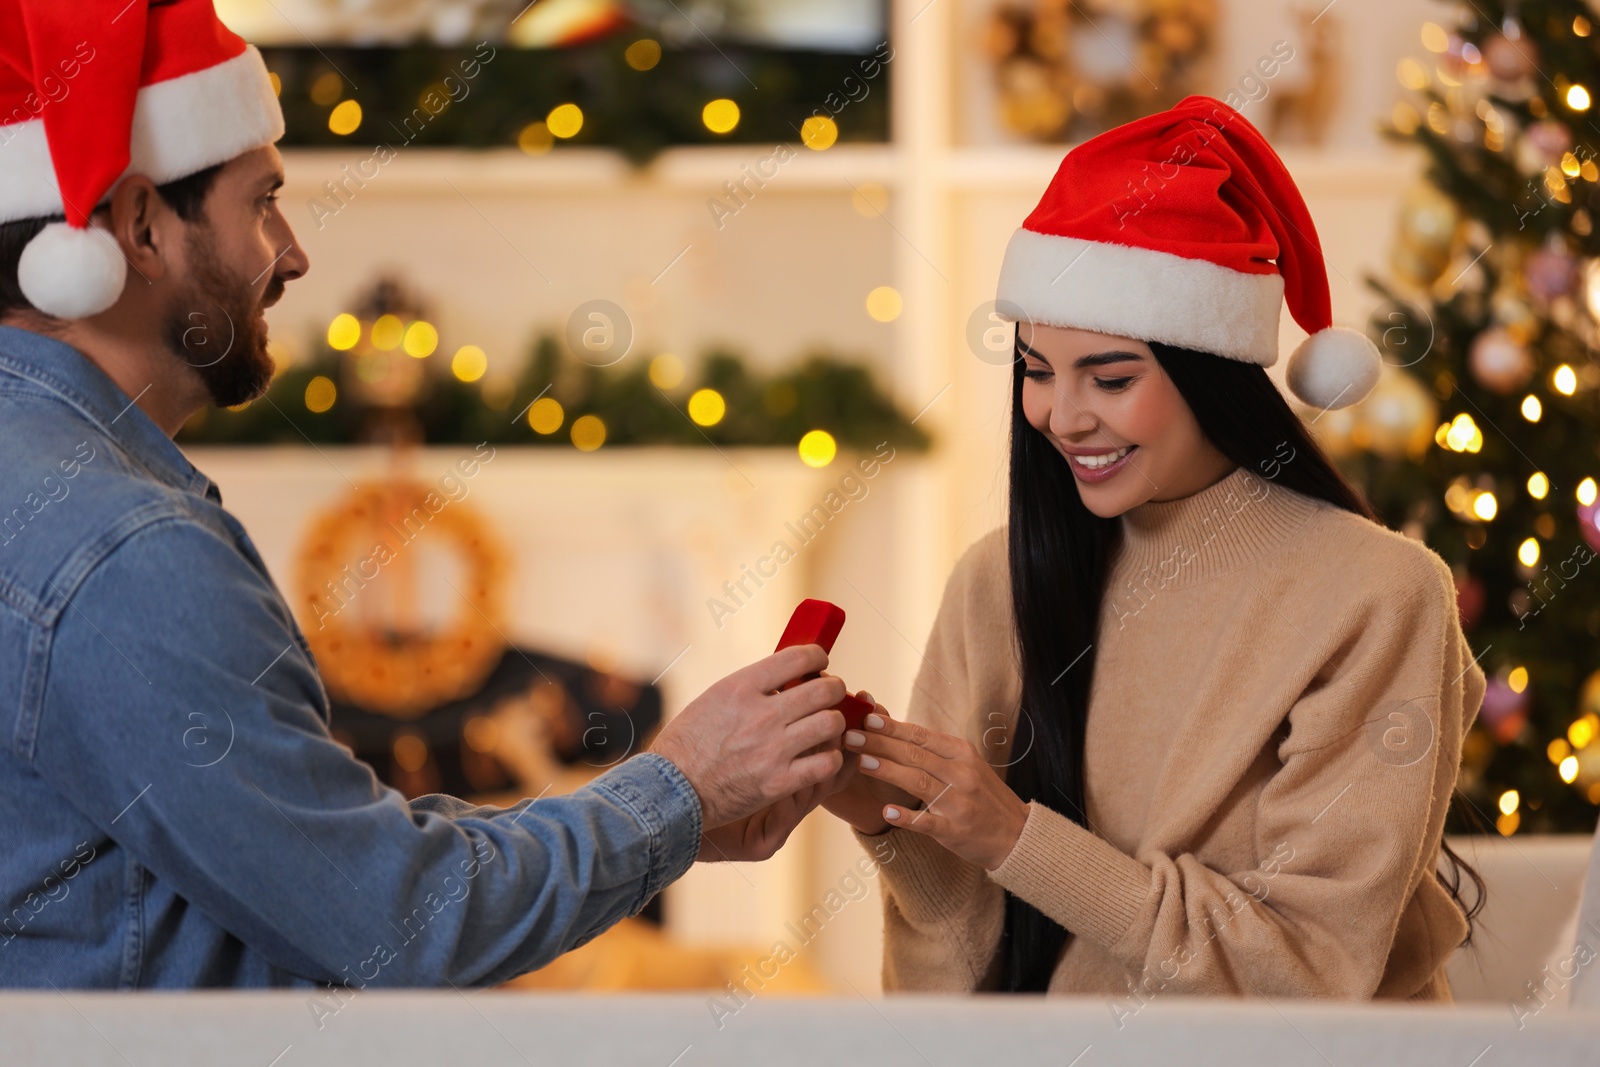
[1579,499,1600,554]
[1485,33,1538,82]
[1525,120,1573,164]
[1526,247,1577,301]
[1469,328,1535,394]
[1480,677,1529,744]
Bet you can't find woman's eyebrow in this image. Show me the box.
[1016,335,1145,369]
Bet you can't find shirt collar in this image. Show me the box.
[0,325,219,503]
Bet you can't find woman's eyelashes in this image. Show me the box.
[1021,364,1136,393]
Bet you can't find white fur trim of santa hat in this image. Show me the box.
[995,228,1285,366]
[995,227,1383,410]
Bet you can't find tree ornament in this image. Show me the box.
[1479,675,1529,744]
[1469,326,1535,394]
[1525,244,1578,302]
[1484,29,1537,84]
[1358,367,1438,458]
[1523,119,1573,167]
[1390,183,1460,287]
[1579,498,1600,554]
[1580,669,1600,721]
[1454,570,1486,630]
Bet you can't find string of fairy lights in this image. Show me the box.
[266,35,845,154]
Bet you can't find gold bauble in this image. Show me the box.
[1581,668,1600,718]
[1396,183,1461,262]
[1576,742,1600,790]
[1358,367,1438,459]
[1390,242,1452,289]
[1305,400,1360,459]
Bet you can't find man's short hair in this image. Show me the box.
[0,163,226,319]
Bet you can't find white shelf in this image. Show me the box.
[279,143,900,196]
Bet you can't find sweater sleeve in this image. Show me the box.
[986,551,1485,999]
[853,529,1017,991]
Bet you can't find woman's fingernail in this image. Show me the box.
[866,713,885,729]
[860,755,879,770]
[884,807,900,820]
[844,730,866,747]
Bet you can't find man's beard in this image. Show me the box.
[164,229,281,408]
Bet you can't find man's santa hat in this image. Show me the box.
[0,0,283,319]
[995,94,1380,411]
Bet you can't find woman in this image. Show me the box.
[820,95,1488,1001]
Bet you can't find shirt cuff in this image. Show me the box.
[851,824,985,924]
[985,800,1151,950]
[590,752,703,911]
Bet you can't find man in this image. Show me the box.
[0,0,850,988]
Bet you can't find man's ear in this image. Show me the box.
[106,176,174,285]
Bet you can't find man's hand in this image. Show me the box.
[695,779,829,863]
[648,644,847,831]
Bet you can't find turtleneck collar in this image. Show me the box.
[1110,462,1323,590]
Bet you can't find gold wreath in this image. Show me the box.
[293,479,508,719]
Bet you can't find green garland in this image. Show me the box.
[178,333,932,453]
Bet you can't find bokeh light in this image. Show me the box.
[529,397,564,435]
[305,376,337,413]
[798,430,837,468]
[452,345,488,382]
[571,414,606,450]
[403,321,438,358]
[327,313,360,351]
[547,103,584,139]
[688,388,726,426]
[328,99,362,136]
[702,98,740,134]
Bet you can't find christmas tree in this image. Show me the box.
[1343,0,1600,834]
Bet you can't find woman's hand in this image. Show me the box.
[842,707,1030,871]
[817,692,919,835]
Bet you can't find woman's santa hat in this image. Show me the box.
[0,0,283,319]
[995,94,1380,411]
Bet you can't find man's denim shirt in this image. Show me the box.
[0,325,702,988]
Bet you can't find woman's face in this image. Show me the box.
[1018,323,1237,518]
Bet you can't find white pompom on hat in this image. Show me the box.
[0,0,285,319]
[994,94,1381,411]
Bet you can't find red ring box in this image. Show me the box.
[775,599,874,730]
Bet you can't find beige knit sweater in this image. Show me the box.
[855,463,1486,1002]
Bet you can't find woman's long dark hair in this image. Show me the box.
[996,335,1486,992]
